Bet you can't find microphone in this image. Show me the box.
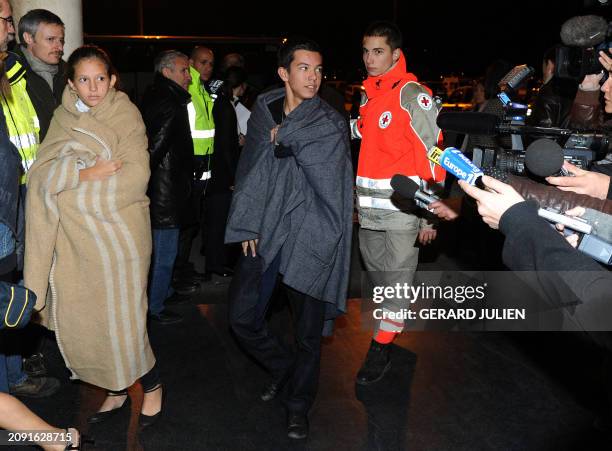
[498,65,534,94]
[390,175,440,205]
[437,112,499,135]
[524,138,569,177]
[560,15,608,47]
[427,146,484,187]
[436,112,574,137]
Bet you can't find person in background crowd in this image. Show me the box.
[13,6,67,385]
[471,78,486,112]
[141,50,196,325]
[526,45,577,129]
[547,49,612,201]
[203,66,246,277]
[15,8,65,141]
[0,0,59,400]
[171,46,216,287]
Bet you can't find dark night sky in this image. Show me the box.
[83,0,610,82]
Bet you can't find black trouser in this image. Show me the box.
[174,180,207,275]
[175,224,198,275]
[229,253,327,414]
[109,363,161,394]
[203,191,234,273]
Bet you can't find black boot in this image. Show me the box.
[356,340,391,385]
[287,412,309,440]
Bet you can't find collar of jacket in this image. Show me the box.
[16,45,59,76]
[5,52,26,85]
[154,73,191,105]
[258,87,322,134]
[363,51,417,99]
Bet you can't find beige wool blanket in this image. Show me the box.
[25,87,155,391]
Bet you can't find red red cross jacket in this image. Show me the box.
[354,51,445,221]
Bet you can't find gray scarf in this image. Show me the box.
[21,45,58,91]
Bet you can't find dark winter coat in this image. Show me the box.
[0,110,22,274]
[13,46,66,141]
[140,74,194,229]
[225,88,353,315]
[526,77,577,128]
[207,91,240,194]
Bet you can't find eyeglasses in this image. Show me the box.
[0,16,14,26]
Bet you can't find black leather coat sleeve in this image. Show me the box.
[143,94,178,170]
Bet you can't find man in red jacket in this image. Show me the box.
[353,21,445,385]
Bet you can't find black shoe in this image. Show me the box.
[164,292,191,306]
[148,310,183,325]
[174,268,210,284]
[139,385,164,428]
[356,340,392,386]
[87,391,129,424]
[260,382,281,402]
[172,281,200,296]
[23,353,47,377]
[9,376,60,398]
[205,270,233,279]
[287,412,309,440]
[191,270,211,282]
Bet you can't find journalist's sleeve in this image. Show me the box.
[499,200,612,306]
[569,87,602,130]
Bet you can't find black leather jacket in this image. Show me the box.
[207,91,240,195]
[527,77,577,128]
[140,74,195,228]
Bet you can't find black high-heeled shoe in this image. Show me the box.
[87,390,129,424]
[139,385,164,428]
[64,427,95,450]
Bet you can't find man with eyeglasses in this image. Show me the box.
[0,0,60,400]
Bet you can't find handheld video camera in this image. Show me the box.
[555,15,612,80]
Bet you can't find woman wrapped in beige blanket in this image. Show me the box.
[25,46,163,427]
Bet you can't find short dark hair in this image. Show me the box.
[543,45,559,65]
[483,59,513,100]
[277,37,321,70]
[66,45,115,82]
[363,21,402,50]
[222,66,248,97]
[18,9,64,45]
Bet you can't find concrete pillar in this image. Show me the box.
[12,0,83,57]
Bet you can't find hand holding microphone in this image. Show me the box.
[429,199,461,221]
[546,162,611,200]
[458,176,525,229]
[390,174,460,221]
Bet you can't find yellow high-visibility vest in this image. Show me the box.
[1,57,40,184]
[187,65,215,157]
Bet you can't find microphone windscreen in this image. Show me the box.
[390,174,419,199]
[560,15,608,47]
[437,112,499,136]
[525,138,565,177]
